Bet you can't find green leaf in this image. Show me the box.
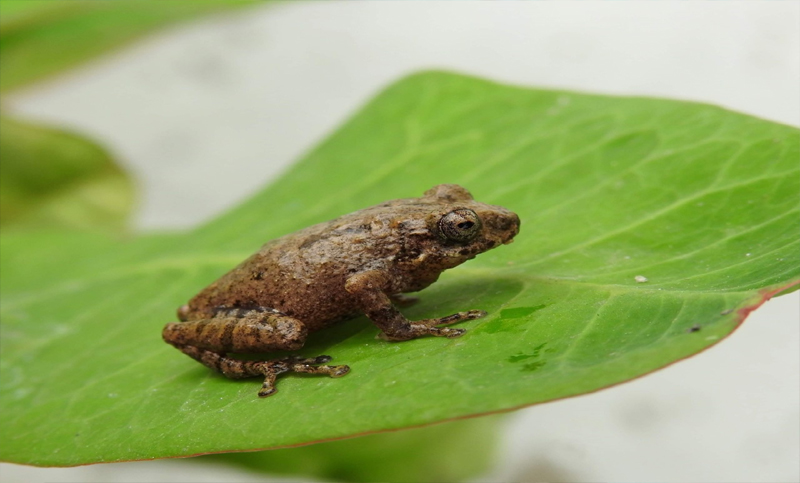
[0,116,134,230]
[0,0,260,92]
[1,72,797,468]
[203,416,501,483]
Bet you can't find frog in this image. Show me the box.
[162,184,520,397]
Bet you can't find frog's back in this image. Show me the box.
[179,204,414,329]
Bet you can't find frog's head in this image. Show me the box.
[419,184,520,268]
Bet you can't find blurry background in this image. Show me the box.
[1,2,798,482]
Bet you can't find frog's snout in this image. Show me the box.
[505,212,520,243]
[494,211,520,244]
[481,209,520,247]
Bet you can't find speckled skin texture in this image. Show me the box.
[163,184,520,397]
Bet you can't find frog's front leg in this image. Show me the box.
[345,271,486,342]
[162,308,349,397]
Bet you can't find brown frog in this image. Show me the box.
[163,184,520,397]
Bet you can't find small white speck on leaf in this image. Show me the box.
[745,253,751,257]
[634,275,648,283]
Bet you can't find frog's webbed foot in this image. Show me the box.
[419,309,487,327]
[376,310,487,341]
[252,355,350,397]
[173,345,350,397]
[415,309,487,337]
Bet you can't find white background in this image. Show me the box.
[2,2,798,482]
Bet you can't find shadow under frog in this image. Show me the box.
[162,184,520,397]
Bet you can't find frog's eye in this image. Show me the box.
[438,209,482,243]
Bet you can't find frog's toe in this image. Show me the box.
[258,384,278,398]
[440,327,467,338]
[429,310,487,327]
[419,326,467,339]
[257,371,280,398]
[249,355,350,397]
[465,310,487,320]
[330,365,351,377]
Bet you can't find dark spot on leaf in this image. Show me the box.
[508,354,534,363]
[508,343,548,363]
[687,324,701,333]
[521,361,546,372]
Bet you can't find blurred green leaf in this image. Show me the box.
[0,72,798,470]
[0,0,259,92]
[0,116,134,230]
[204,416,501,483]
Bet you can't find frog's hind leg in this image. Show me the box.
[174,346,349,397]
[162,309,350,397]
